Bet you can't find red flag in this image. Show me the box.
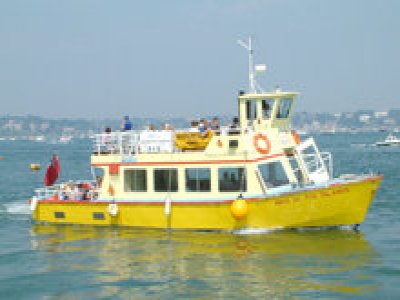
[44,154,60,186]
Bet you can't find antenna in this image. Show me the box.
[237,36,266,94]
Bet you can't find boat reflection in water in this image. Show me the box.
[30,225,380,298]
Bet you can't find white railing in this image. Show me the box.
[93,127,250,155]
[289,151,333,184]
[94,130,175,155]
[302,152,333,179]
[34,180,99,201]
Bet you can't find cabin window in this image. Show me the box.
[185,168,211,192]
[258,162,290,188]
[218,168,247,192]
[246,100,257,120]
[154,169,178,192]
[289,157,305,184]
[92,167,105,188]
[262,99,274,119]
[125,169,147,192]
[276,98,292,119]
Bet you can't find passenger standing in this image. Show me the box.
[121,115,133,131]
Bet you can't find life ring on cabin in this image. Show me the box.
[291,130,301,145]
[107,203,119,217]
[253,133,271,154]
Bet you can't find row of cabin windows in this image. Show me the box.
[246,98,292,121]
[54,162,290,220]
[124,162,291,193]
[124,167,247,193]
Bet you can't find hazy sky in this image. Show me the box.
[0,0,399,119]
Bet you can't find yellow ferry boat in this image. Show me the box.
[30,38,382,230]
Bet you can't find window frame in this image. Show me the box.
[258,161,290,188]
[262,99,275,119]
[276,98,293,119]
[185,168,211,192]
[124,169,148,192]
[153,168,179,192]
[218,167,247,192]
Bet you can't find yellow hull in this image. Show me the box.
[33,176,382,230]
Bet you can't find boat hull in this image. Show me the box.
[32,176,382,230]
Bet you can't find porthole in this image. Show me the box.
[93,212,105,220]
[54,211,65,219]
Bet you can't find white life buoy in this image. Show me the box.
[30,196,38,212]
[107,203,119,217]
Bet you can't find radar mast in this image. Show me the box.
[238,36,266,94]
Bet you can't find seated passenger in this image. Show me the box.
[147,124,156,131]
[212,117,220,130]
[100,127,112,154]
[189,120,199,132]
[230,117,240,129]
[228,117,241,135]
[198,119,206,133]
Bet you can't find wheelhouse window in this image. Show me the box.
[218,167,246,192]
[185,168,211,192]
[154,169,178,192]
[246,100,257,120]
[125,169,147,192]
[92,167,105,188]
[258,162,290,188]
[276,98,292,119]
[262,99,274,119]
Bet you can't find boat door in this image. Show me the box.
[295,138,330,184]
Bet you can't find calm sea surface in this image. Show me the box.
[0,132,399,299]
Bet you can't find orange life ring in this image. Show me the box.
[291,130,301,145]
[253,133,271,154]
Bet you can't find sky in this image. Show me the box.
[0,0,399,119]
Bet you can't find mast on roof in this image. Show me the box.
[237,36,267,94]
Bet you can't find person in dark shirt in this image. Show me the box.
[121,115,132,131]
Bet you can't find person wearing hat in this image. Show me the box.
[121,115,133,131]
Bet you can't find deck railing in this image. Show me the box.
[289,151,333,182]
[34,180,99,201]
[93,127,248,155]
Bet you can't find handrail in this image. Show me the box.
[92,127,252,155]
[35,180,98,201]
[299,152,333,179]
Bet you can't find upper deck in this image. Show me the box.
[91,88,300,165]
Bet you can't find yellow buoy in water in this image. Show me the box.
[30,163,41,171]
[230,197,249,220]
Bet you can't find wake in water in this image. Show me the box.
[0,201,31,215]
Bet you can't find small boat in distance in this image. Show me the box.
[29,38,383,230]
[59,135,73,144]
[376,133,400,146]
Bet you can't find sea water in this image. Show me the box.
[0,133,399,299]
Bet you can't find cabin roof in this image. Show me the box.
[238,90,299,99]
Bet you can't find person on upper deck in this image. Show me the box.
[121,115,132,131]
[198,119,206,133]
[189,120,199,132]
[230,117,240,129]
[212,117,220,130]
